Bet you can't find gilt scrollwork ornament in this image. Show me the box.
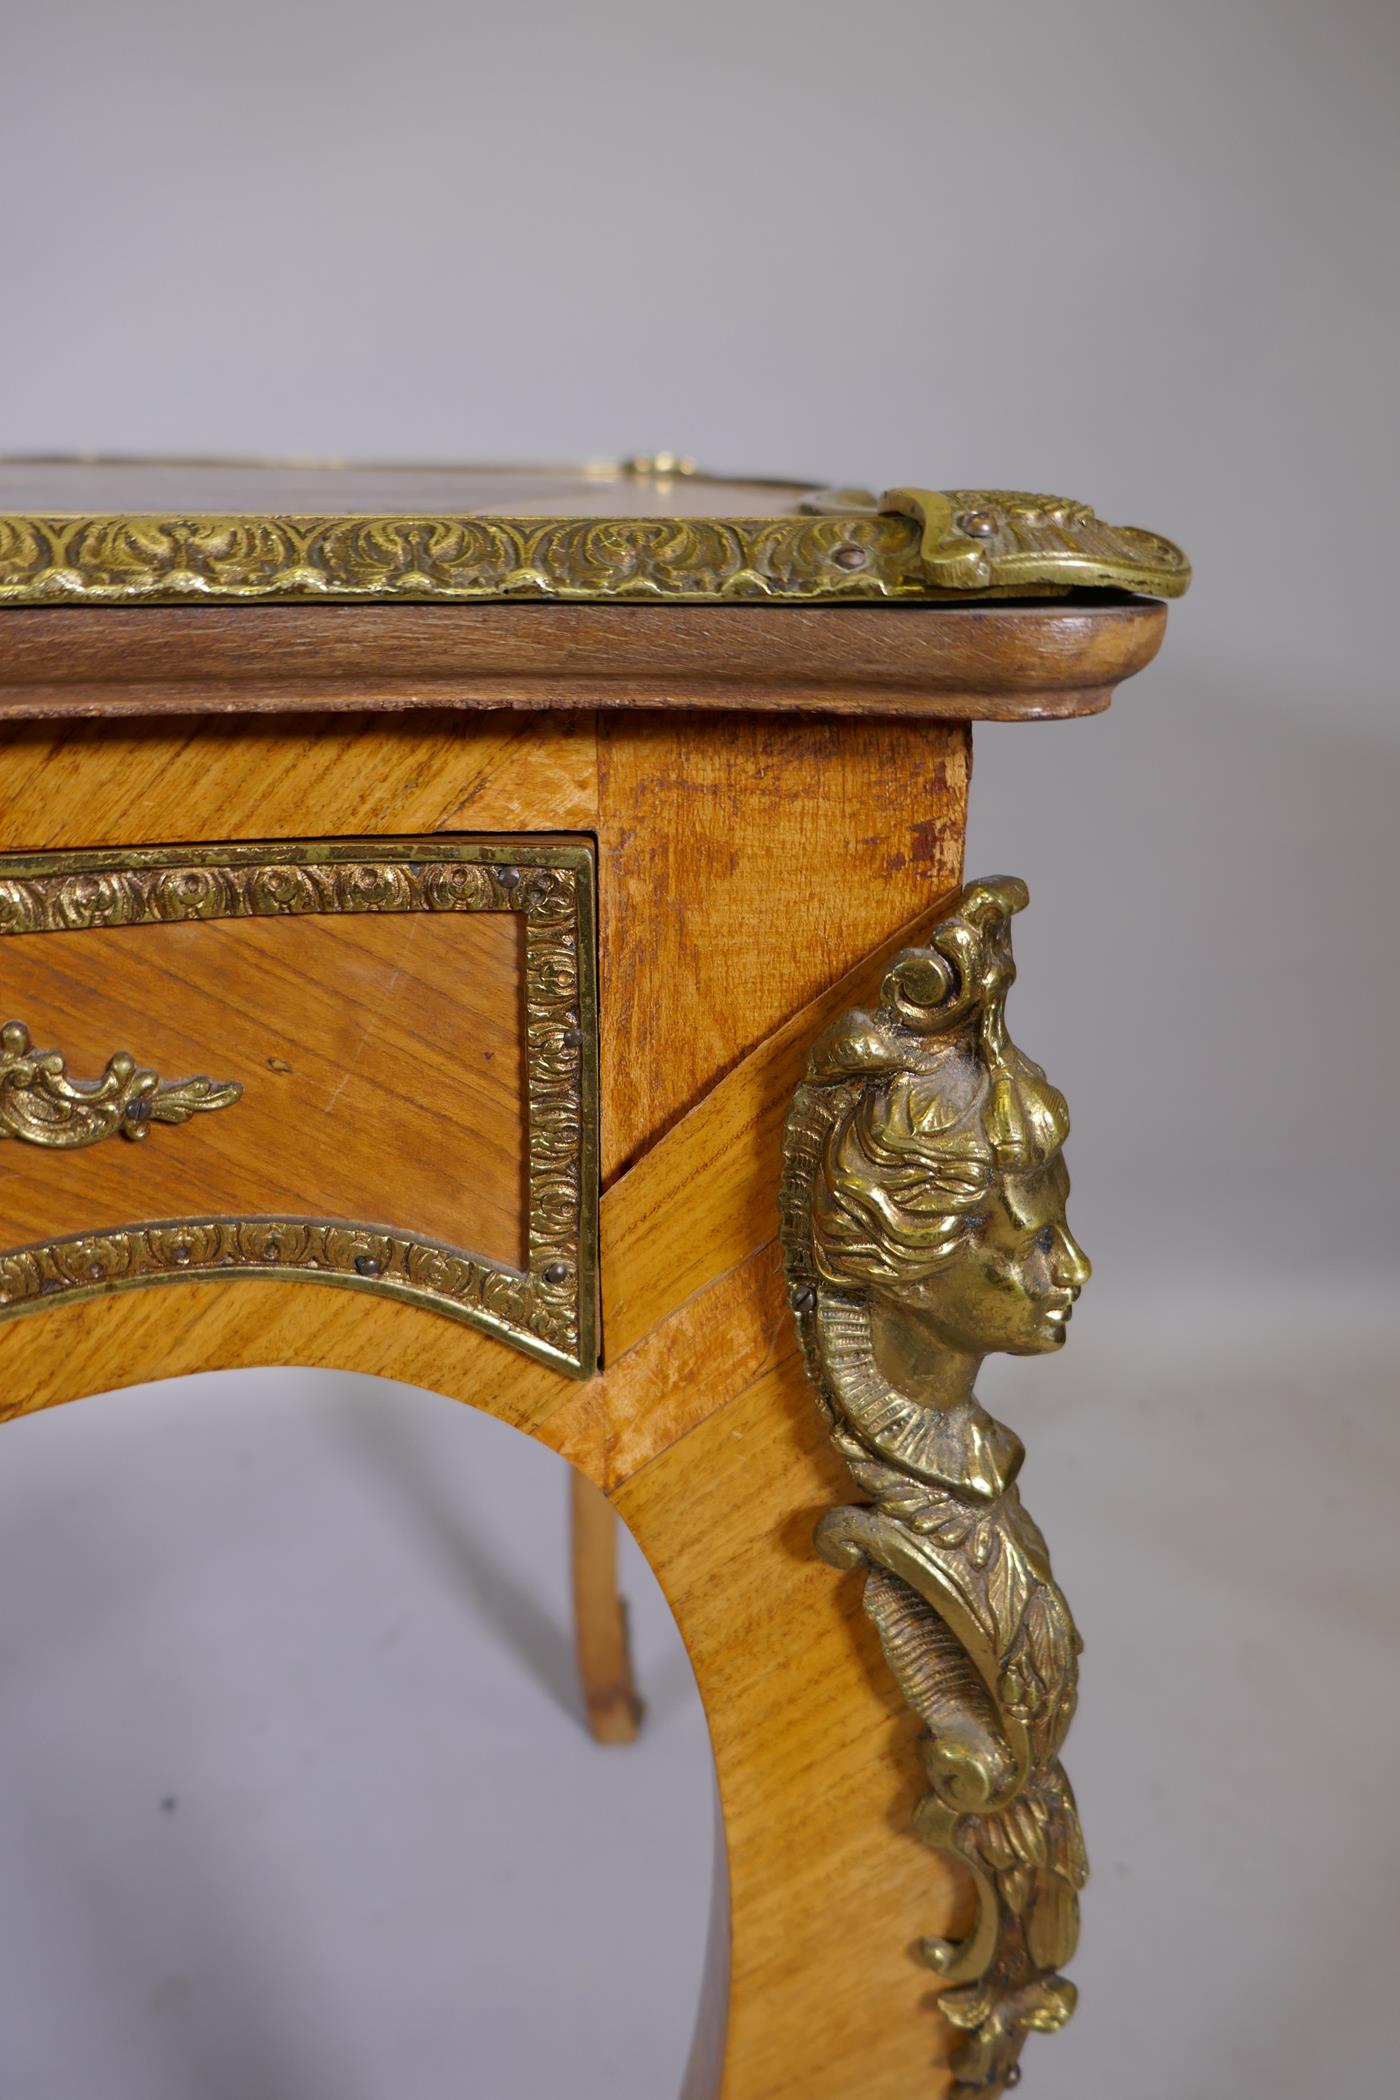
[780,878,1092,2098]
[0,1020,240,1148]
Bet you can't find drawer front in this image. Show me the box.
[0,838,597,1376]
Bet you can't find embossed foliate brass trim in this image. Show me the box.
[0,486,1189,606]
[781,878,1090,2099]
[0,1018,241,1147]
[0,840,598,1379]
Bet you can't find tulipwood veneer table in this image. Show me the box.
[0,460,1186,2100]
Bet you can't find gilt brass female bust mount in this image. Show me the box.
[781,878,1090,2098]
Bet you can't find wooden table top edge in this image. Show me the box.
[0,597,1166,722]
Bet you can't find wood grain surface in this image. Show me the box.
[0,709,596,847]
[569,1472,642,1745]
[0,599,1165,720]
[614,1340,973,2100]
[596,712,968,1179]
[0,911,528,1270]
[593,896,957,1375]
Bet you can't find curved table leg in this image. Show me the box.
[569,1470,642,1745]
[611,1295,972,2100]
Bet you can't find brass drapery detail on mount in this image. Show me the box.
[0,1019,240,1147]
[781,878,1091,2098]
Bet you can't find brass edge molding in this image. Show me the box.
[0,840,598,1379]
[780,878,1090,2099]
[0,1018,241,1147]
[0,497,1189,607]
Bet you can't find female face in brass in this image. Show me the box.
[899,1150,1092,1360]
[809,990,1092,1367]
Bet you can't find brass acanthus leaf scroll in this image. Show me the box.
[781,878,1092,2099]
[0,1020,240,1147]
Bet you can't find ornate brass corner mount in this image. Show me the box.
[781,877,1091,2099]
[878,486,1190,597]
[0,1020,240,1148]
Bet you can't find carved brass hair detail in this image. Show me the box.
[781,878,1090,2100]
[0,1019,240,1148]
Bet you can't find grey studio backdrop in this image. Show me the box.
[1,4,1396,2097]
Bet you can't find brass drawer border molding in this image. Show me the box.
[0,838,599,1379]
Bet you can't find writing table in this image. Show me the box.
[0,460,1186,2099]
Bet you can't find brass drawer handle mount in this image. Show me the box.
[0,1020,241,1149]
